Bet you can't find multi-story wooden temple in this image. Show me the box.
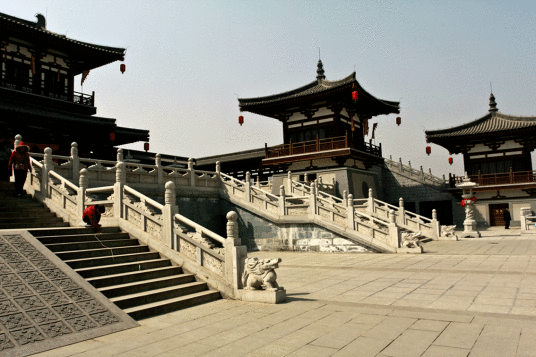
[426,93,536,226]
[0,12,149,156]
[198,60,401,199]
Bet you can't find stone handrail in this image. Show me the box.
[384,156,446,188]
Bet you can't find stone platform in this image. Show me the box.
[0,230,138,357]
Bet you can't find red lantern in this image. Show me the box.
[471,196,478,203]
[396,117,401,126]
[239,115,244,126]
[460,199,466,207]
[120,64,126,74]
[448,157,453,165]
[351,91,358,102]
[426,146,431,155]
[109,132,116,142]
[144,142,149,152]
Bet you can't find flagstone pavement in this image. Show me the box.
[34,227,536,357]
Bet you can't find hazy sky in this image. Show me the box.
[6,1,536,177]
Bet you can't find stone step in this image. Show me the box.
[0,221,69,229]
[110,281,209,310]
[86,266,184,289]
[123,290,221,320]
[44,238,140,253]
[75,259,172,279]
[98,274,196,299]
[64,251,161,269]
[0,201,43,209]
[29,226,121,237]
[55,245,150,261]
[0,212,63,225]
[37,232,131,245]
[0,211,57,218]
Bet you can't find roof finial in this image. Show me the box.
[316,57,325,81]
[489,88,498,113]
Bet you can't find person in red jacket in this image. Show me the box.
[83,205,105,233]
[8,142,32,196]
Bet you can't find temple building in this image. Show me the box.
[198,60,401,199]
[426,93,536,227]
[0,12,149,156]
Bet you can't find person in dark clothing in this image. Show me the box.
[0,142,12,181]
[503,208,511,229]
[83,205,105,233]
[7,142,32,196]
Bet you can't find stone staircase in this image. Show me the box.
[0,181,68,229]
[0,181,221,320]
[30,228,221,320]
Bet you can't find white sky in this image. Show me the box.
[5,1,536,177]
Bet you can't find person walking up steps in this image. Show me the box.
[504,207,511,229]
[7,142,32,196]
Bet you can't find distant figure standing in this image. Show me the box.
[83,205,105,233]
[0,142,12,181]
[503,208,511,229]
[8,142,32,196]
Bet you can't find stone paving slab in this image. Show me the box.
[30,232,536,356]
[0,229,138,357]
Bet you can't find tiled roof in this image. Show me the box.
[0,12,125,57]
[426,112,536,139]
[196,148,266,166]
[239,73,358,107]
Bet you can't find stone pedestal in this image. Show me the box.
[239,289,286,304]
[397,246,423,254]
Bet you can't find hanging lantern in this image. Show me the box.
[351,91,358,102]
[120,64,126,74]
[426,146,431,155]
[239,115,244,126]
[396,117,401,126]
[144,142,149,152]
[109,132,116,142]
[448,157,453,165]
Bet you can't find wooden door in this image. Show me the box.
[489,203,509,226]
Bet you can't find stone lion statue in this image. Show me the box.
[441,225,458,238]
[242,257,283,291]
[401,232,422,248]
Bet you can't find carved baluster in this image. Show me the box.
[163,181,177,249]
[188,158,195,187]
[117,148,123,163]
[42,147,54,198]
[245,171,251,203]
[78,168,89,219]
[347,194,355,229]
[114,162,126,219]
[279,185,286,216]
[156,153,163,185]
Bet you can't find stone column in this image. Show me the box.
[304,173,308,184]
[188,158,195,187]
[388,209,400,248]
[78,169,88,219]
[367,188,374,215]
[225,211,247,291]
[245,172,251,203]
[347,194,355,228]
[113,162,126,219]
[71,142,80,182]
[215,161,221,188]
[117,148,124,163]
[287,171,292,193]
[431,209,440,239]
[309,181,317,216]
[279,185,286,216]
[343,190,348,207]
[42,147,54,198]
[398,198,405,225]
[163,181,177,249]
[155,153,163,185]
[14,134,22,150]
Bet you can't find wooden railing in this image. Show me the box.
[264,135,381,159]
[451,169,536,187]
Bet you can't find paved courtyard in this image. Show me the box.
[34,227,536,357]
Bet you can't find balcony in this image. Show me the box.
[450,168,536,189]
[263,135,382,166]
[0,71,94,107]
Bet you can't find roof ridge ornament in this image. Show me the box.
[316,59,325,81]
[489,92,498,112]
